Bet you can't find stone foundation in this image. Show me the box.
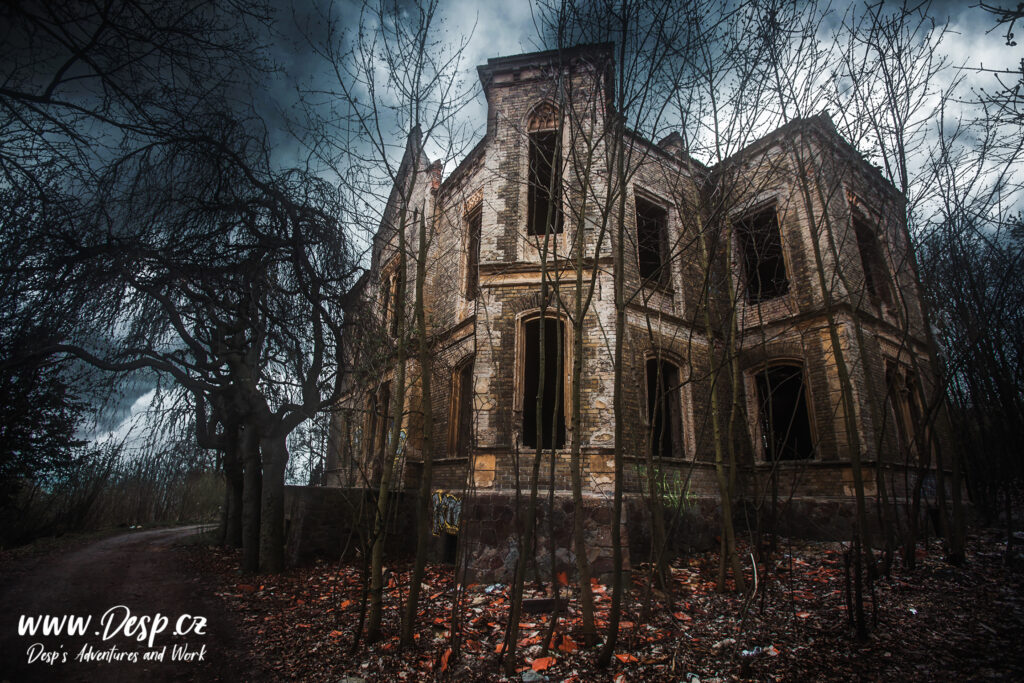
[459,491,630,583]
[284,484,963,574]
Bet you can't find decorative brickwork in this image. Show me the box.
[319,45,947,576]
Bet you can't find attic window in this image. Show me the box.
[521,316,566,449]
[735,207,789,303]
[646,358,684,459]
[465,206,482,300]
[853,214,892,305]
[527,131,563,235]
[636,196,670,287]
[755,364,814,461]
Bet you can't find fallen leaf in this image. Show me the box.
[615,653,639,663]
[532,656,556,671]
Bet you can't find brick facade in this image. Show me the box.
[322,45,946,576]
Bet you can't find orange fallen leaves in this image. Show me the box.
[531,656,556,671]
[557,635,578,653]
[439,647,452,673]
[615,653,639,663]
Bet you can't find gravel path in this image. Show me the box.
[0,526,252,682]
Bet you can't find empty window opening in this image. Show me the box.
[735,208,789,303]
[522,316,566,449]
[527,131,563,235]
[887,362,925,463]
[636,197,670,286]
[853,215,891,305]
[646,358,684,459]
[886,362,914,457]
[449,358,475,458]
[465,207,482,300]
[755,365,814,460]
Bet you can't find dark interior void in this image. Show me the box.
[527,131,563,235]
[646,358,684,459]
[522,317,566,449]
[755,365,814,460]
[853,216,891,304]
[465,207,481,300]
[636,197,670,285]
[735,208,789,303]
[454,359,474,458]
[443,532,459,564]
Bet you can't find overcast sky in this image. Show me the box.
[258,0,1019,150]
[98,0,1021,442]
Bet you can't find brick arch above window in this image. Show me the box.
[504,290,571,318]
[526,100,559,131]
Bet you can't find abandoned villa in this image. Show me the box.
[310,45,946,580]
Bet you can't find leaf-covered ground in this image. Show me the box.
[182,530,1024,681]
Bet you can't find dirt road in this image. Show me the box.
[0,527,253,682]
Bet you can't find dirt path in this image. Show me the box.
[0,527,254,682]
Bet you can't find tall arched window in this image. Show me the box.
[754,364,814,460]
[646,357,684,459]
[519,315,567,449]
[527,102,562,236]
[449,357,475,458]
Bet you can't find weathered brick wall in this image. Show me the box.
[326,48,946,558]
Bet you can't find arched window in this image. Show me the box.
[526,102,563,236]
[646,357,684,459]
[519,315,567,449]
[754,364,814,460]
[449,357,475,458]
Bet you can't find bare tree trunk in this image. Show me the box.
[240,423,262,573]
[790,140,877,580]
[367,207,409,643]
[401,209,435,648]
[224,438,244,548]
[259,431,289,573]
